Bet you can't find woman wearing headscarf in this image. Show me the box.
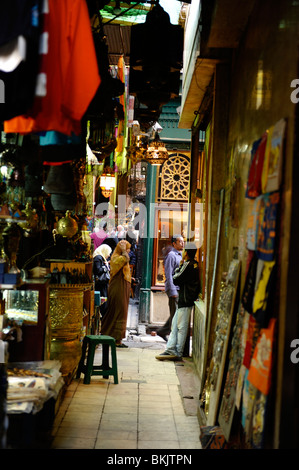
[93,244,112,318]
[101,239,131,347]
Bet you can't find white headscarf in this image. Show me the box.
[93,244,112,261]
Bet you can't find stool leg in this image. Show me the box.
[84,343,96,384]
[102,344,109,379]
[76,337,87,378]
[111,345,118,384]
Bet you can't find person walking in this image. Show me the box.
[156,235,184,341]
[90,220,108,249]
[100,240,131,347]
[93,244,112,318]
[156,244,200,361]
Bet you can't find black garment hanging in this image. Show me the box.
[0,0,42,120]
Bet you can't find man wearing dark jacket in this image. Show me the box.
[156,235,184,341]
[156,244,200,361]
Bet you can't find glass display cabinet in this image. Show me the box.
[4,289,39,325]
[152,202,203,287]
[3,279,50,362]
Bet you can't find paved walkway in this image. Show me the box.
[50,348,200,450]
[49,300,202,450]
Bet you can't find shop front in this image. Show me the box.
[179,0,299,449]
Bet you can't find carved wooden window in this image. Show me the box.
[158,153,190,202]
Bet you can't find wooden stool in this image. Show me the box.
[76,335,118,384]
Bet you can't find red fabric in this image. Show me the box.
[248,318,276,395]
[246,132,268,198]
[4,0,100,136]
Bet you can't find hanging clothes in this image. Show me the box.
[4,0,101,136]
[0,1,41,120]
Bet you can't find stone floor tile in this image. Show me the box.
[66,403,103,412]
[179,441,202,449]
[174,415,199,424]
[59,418,100,429]
[103,407,138,416]
[95,439,137,449]
[71,388,107,396]
[52,408,67,426]
[138,401,173,410]
[139,389,170,397]
[139,394,171,403]
[137,440,180,449]
[51,436,96,449]
[138,430,178,441]
[104,396,138,404]
[99,423,136,433]
[137,419,175,430]
[177,430,201,441]
[67,397,106,406]
[63,410,102,422]
[55,426,98,438]
[97,430,137,440]
[100,414,138,424]
[138,415,176,427]
[139,383,168,390]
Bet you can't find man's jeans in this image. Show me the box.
[157,295,178,338]
[165,306,192,358]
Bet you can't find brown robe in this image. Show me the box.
[101,241,131,343]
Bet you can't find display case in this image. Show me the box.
[152,202,204,287]
[4,289,39,325]
[3,279,50,363]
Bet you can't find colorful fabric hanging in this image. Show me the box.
[4,0,100,136]
[246,194,264,250]
[0,1,40,120]
[262,119,286,193]
[252,260,276,326]
[257,191,280,261]
[115,56,128,173]
[246,132,268,199]
[248,318,276,395]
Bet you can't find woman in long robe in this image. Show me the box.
[101,240,131,347]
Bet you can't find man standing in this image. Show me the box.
[156,235,184,341]
[156,244,200,361]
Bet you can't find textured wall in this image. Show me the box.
[192,0,299,438]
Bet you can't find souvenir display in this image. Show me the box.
[262,118,286,194]
[248,318,276,395]
[241,251,258,314]
[246,195,264,251]
[218,305,247,440]
[252,260,276,326]
[246,132,268,199]
[201,259,240,426]
[257,192,280,262]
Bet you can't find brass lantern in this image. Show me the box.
[126,135,147,164]
[100,168,116,198]
[144,133,169,166]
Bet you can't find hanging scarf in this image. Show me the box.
[93,243,111,261]
[110,240,131,283]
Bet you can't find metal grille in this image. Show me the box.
[159,153,190,201]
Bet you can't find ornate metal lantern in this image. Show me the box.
[144,134,168,166]
[100,167,116,198]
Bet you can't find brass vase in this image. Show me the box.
[49,287,84,383]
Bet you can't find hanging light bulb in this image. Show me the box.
[113,0,122,15]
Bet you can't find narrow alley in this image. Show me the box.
[49,301,202,450]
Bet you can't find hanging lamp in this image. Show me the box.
[144,132,169,166]
[126,135,147,164]
[100,167,116,198]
